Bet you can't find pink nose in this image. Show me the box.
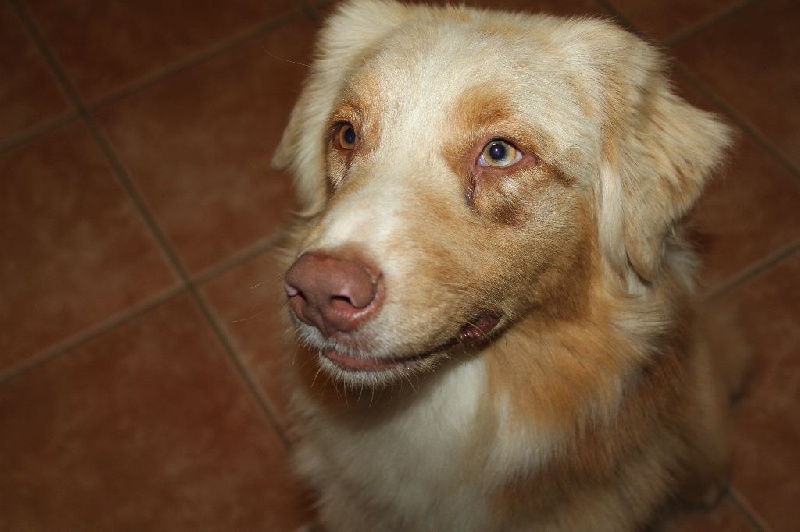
[284,251,383,337]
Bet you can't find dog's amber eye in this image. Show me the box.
[336,123,357,150]
[479,140,521,168]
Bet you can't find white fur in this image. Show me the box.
[291,357,493,531]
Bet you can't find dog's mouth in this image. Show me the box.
[318,311,502,375]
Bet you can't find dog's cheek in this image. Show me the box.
[472,166,558,226]
[376,194,500,339]
[489,188,596,320]
[531,199,596,318]
[474,175,527,226]
[325,149,349,193]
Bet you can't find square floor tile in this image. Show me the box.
[0,1,71,145]
[22,0,299,102]
[716,251,800,531]
[673,0,800,168]
[96,17,316,276]
[0,122,177,373]
[0,295,312,531]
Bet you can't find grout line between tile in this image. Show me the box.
[705,241,799,300]
[192,288,291,448]
[9,0,291,446]
[0,111,79,154]
[89,8,312,112]
[191,226,293,286]
[728,485,773,532]
[8,2,187,281]
[593,0,646,38]
[294,0,319,24]
[663,0,757,46]
[298,0,330,24]
[0,285,186,386]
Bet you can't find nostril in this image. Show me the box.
[330,294,363,313]
[328,279,376,310]
[284,282,302,298]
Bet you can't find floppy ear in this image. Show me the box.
[597,43,731,287]
[272,0,410,214]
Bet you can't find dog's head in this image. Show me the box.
[275,0,730,386]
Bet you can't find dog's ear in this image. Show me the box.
[272,0,410,214]
[597,41,731,288]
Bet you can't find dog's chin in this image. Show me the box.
[316,346,446,387]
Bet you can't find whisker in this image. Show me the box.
[260,46,311,68]
[311,364,324,389]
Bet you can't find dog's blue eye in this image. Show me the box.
[479,140,521,168]
[337,124,357,150]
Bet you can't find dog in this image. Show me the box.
[273,1,748,529]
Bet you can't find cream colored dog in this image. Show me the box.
[274,1,747,530]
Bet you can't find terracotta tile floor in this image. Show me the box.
[0,0,797,529]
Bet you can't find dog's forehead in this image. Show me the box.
[349,23,526,109]
[335,17,602,170]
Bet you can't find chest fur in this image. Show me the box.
[290,357,510,530]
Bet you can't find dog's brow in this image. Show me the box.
[452,83,514,128]
[329,102,362,125]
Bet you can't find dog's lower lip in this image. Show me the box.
[320,312,503,373]
[321,348,423,372]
